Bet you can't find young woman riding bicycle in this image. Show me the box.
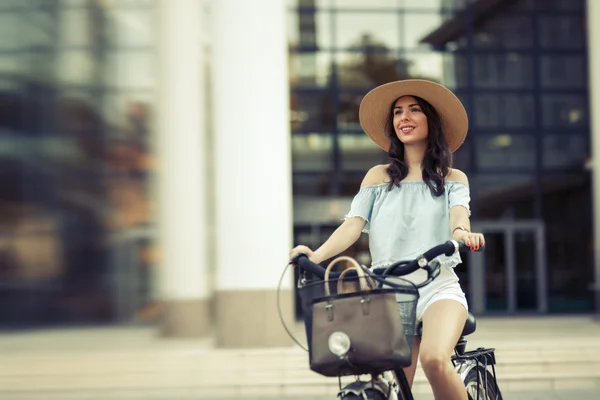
[289,79,486,400]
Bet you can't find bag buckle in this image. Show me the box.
[360,296,371,315]
[326,302,334,321]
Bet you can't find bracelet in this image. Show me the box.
[453,226,470,234]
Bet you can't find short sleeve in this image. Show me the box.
[448,181,471,216]
[344,186,378,233]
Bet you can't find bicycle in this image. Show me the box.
[280,240,503,400]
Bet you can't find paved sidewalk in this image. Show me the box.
[1,316,600,399]
[1,389,599,399]
[279,392,598,400]
[274,392,598,400]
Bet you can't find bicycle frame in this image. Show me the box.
[452,338,502,400]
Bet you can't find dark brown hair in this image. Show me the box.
[385,96,452,196]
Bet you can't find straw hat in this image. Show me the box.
[358,79,468,153]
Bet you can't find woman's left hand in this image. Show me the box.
[452,229,485,251]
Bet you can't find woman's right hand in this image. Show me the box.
[289,245,316,263]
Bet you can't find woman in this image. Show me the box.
[289,79,485,400]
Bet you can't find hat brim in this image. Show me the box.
[358,79,468,153]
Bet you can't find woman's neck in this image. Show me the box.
[403,142,426,174]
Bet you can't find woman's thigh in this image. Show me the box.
[420,299,467,360]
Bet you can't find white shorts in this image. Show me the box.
[408,264,469,323]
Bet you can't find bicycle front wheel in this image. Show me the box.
[463,366,502,400]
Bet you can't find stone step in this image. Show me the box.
[2,319,600,398]
[2,346,600,380]
[3,372,597,398]
[3,360,599,386]
[2,355,599,398]
[1,359,598,381]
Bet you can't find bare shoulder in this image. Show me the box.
[361,164,390,187]
[447,168,469,185]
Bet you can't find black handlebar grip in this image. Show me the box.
[457,240,485,252]
[291,254,327,278]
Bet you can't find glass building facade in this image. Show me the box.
[288,0,593,315]
[0,0,157,326]
[0,0,593,328]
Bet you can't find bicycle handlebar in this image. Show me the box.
[290,240,483,280]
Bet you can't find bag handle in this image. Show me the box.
[337,267,371,294]
[324,256,372,296]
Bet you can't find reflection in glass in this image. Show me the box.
[59,8,94,47]
[473,54,533,89]
[336,50,402,89]
[340,134,387,172]
[451,138,471,171]
[543,134,587,169]
[475,135,536,171]
[402,12,444,49]
[288,10,332,49]
[290,0,330,8]
[60,0,90,5]
[0,57,19,74]
[293,171,333,196]
[473,15,533,49]
[474,94,534,128]
[539,16,585,49]
[0,13,20,50]
[445,53,469,89]
[292,133,333,172]
[484,233,507,311]
[403,51,450,85]
[515,231,537,310]
[472,174,534,195]
[337,92,363,129]
[542,171,593,312]
[333,0,399,8]
[0,1,158,326]
[21,10,56,48]
[104,8,154,48]
[455,91,471,118]
[402,0,447,10]
[540,55,586,89]
[289,52,332,88]
[291,92,335,132]
[508,0,534,10]
[102,92,154,128]
[24,51,55,83]
[335,12,399,50]
[535,0,584,11]
[471,173,536,218]
[542,94,586,128]
[104,52,154,89]
[56,51,96,85]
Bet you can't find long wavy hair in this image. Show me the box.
[385,95,453,196]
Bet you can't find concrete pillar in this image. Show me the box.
[587,0,600,314]
[155,0,210,337]
[211,0,294,347]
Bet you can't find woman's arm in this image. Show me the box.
[448,169,485,249]
[450,205,471,237]
[311,217,366,263]
[289,164,388,263]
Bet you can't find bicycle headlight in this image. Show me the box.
[328,331,351,357]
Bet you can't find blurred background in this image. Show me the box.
[0,0,595,343]
[2,0,600,398]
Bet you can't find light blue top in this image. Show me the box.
[344,180,471,270]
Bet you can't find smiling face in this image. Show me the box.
[392,95,429,147]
